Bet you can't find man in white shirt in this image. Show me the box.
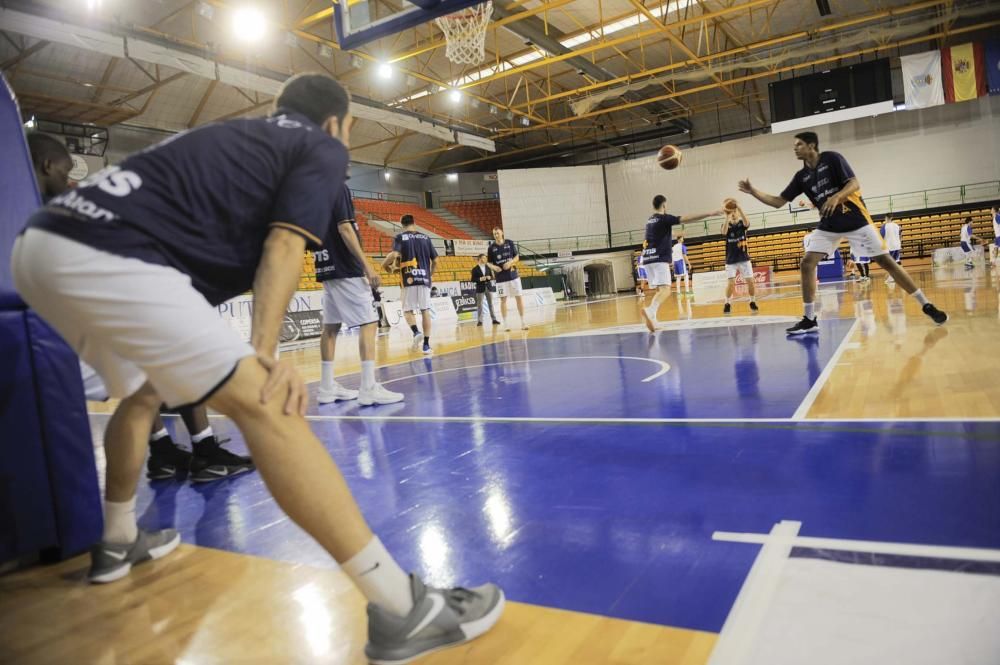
[880,215,902,283]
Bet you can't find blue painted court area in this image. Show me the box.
[311,319,855,420]
[99,321,1000,636]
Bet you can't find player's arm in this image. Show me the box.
[679,210,722,225]
[381,250,399,272]
[338,221,381,288]
[431,256,439,277]
[819,177,860,218]
[738,178,788,209]
[739,207,750,230]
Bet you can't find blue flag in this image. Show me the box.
[986,40,1000,95]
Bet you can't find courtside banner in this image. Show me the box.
[901,51,944,109]
[735,266,771,286]
[219,290,324,344]
[453,239,491,256]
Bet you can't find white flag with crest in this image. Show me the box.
[900,51,944,109]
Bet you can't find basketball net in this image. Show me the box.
[435,1,492,65]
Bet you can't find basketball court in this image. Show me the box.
[2,1,1000,664]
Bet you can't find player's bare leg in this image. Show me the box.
[515,294,528,330]
[872,254,948,324]
[641,285,671,332]
[724,279,735,314]
[106,384,160,503]
[747,279,759,312]
[420,309,433,354]
[318,323,359,403]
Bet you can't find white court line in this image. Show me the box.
[378,355,671,386]
[791,319,860,420]
[87,412,1000,425]
[713,530,1000,563]
[708,520,802,665]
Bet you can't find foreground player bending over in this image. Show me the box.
[639,194,719,332]
[13,74,502,664]
[28,131,252,482]
[738,131,947,335]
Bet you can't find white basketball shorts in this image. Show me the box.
[725,261,753,279]
[643,262,671,288]
[322,277,378,328]
[806,225,887,259]
[496,277,523,297]
[402,285,431,312]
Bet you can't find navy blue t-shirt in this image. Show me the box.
[393,230,437,287]
[780,151,871,233]
[315,185,364,281]
[725,220,751,264]
[487,239,519,282]
[27,111,348,305]
[642,213,680,264]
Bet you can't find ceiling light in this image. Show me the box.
[24,116,36,129]
[318,43,333,58]
[384,170,391,181]
[377,63,393,80]
[446,173,458,182]
[197,2,215,20]
[449,89,462,103]
[86,0,102,11]
[232,7,267,43]
[520,117,530,126]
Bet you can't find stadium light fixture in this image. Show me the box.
[446,173,458,182]
[449,89,462,103]
[232,7,267,43]
[384,170,391,181]
[377,63,393,80]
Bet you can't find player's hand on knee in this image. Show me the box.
[257,354,308,416]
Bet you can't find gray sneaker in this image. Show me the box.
[365,574,505,665]
[88,528,181,584]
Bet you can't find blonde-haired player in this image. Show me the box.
[722,201,759,314]
[671,235,691,294]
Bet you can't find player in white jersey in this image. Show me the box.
[990,206,999,266]
[671,236,691,294]
[960,216,981,268]
[880,215,902,283]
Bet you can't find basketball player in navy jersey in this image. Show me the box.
[721,204,759,314]
[27,133,251,482]
[487,227,528,331]
[382,214,439,355]
[315,184,403,406]
[639,195,720,332]
[738,131,948,334]
[13,74,502,662]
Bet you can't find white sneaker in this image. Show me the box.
[885,276,894,283]
[358,383,405,406]
[411,333,424,348]
[317,382,359,404]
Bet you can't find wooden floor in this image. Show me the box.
[0,546,716,665]
[8,264,999,664]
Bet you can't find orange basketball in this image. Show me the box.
[723,197,738,211]
[657,144,683,170]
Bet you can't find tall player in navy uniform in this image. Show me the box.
[12,74,503,662]
[738,131,948,334]
[639,194,719,332]
[382,214,439,355]
[27,132,252,482]
[315,185,403,406]
[487,226,528,331]
[721,204,759,314]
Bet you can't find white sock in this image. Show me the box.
[190,427,213,444]
[103,497,138,544]
[725,297,732,304]
[321,361,336,390]
[804,302,816,319]
[911,289,929,306]
[361,361,376,391]
[342,537,414,617]
[149,428,169,442]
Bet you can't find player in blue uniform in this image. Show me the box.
[738,131,947,334]
[315,185,403,406]
[382,215,439,355]
[12,74,502,662]
[487,227,528,331]
[639,195,719,332]
[671,236,691,294]
[991,206,1000,266]
[959,216,980,269]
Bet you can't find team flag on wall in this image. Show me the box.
[985,40,1000,96]
[941,42,987,102]
[900,51,944,109]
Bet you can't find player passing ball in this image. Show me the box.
[737,131,947,335]
[721,198,759,315]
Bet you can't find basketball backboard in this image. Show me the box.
[334,0,484,50]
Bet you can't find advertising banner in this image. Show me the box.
[453,239,491,256]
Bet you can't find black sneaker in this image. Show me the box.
[749,301,759,312]
[190,442,255,483]
[922,303,948,325]
[723,302,731,314]
[147,437,192,480]
[786,316,819,335]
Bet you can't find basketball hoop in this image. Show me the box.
[435,1,492,65]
